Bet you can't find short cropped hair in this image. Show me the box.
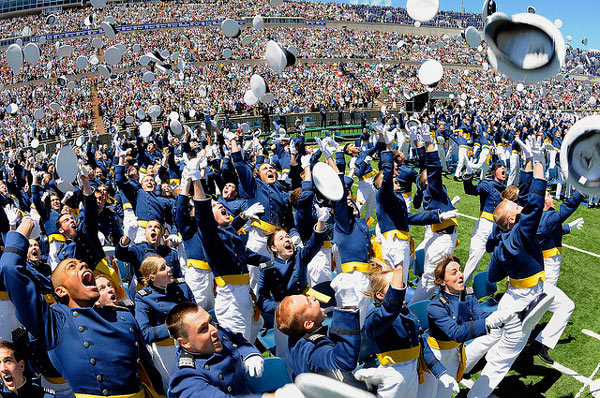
[0,340,22,362]
[275,296,305,337]
[493,199,512,231]
[165,301,199,340]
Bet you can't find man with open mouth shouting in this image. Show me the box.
[0,339,55,397]
[0,217,165,398]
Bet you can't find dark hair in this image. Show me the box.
[166,302,199,339]
[343,143,353,155]
[289,188,303,208]
[434,255,461,287]
[0,340,23,362]
[266,228,286,254]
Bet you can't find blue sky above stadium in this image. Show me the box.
[307,0,598,50]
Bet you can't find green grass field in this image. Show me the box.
[404,175,600,398]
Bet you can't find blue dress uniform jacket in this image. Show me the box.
[488,178,547,283]
[56,193,106,271]
[194,199,263,282]
[287,308,360,375]
[463,178,505,214]
[231,151,289,228]
[364,286,445,377]
[422,151,455,214]
[0,378,55,397]
[135,279,195,344]
[116,242,182,282]
[537,192,584,252]
[396,164,419,196]
[31,185,61,239]
[256,227,328,314]
[377,151,441,234]
[174,194,209,270]
[169,327,261,398]
[427,291,489,343]
[293,180,318,242]
[114,165,173,225]
[354,145,378,179]
[217,196,246,218]
[0,231,164,396]
[333,175,371,268]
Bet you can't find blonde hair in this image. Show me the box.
[363,258,393,306]
[501,185,519,201]
[493,199,512,231]
[139,255,164,286]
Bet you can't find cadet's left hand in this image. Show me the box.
[439,210,458,222]
[314,205,330,222]
[166,234,182,246]
[244,355,264,378]
[439,373,460,393]
[568,217,584,231]
[243,203,265,219]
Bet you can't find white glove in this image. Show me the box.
[167,234,182,246]
[222,129,237,141]
[5,206,19,226]
[242,203,265,219]
[568,217,584,231]
[300,154,311,170]
[98,231,106,246]
[408,126,419,142]
[274,383,304,398]
[243,355,264,378]
[354,367,396,389]
[330,273,360,308]
[326,136,339,148]
[438,373,460,393]
[321,145,333,159]
[485,309,516,331]
[439,209,458,222]
[291,233,303,247]
[515,136,533,159]
[315,137,325,151]
[314,205,330,222]
[183,157,202,181]
[63,191,74,201]
[528,135,544,163]
[451,196,461,206]
[124,220,139,241]
[289,141,297,155]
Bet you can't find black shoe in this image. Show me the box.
[531,341,554,364]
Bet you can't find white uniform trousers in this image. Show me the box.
[415,225,433,253]
[437,143,449,172]
[372,360,419,398]
[381,236,411,285]
[455,147,469,178]
[357,178,377,221]
[418,346,461,398]
[331,271,371,327]
[245,226,273,292]
[0,299,22,341]
[150,342,177,393]
[507,152,521,187]
[403,194,413,212]
[466,281,543,398]
[184,267,215,311]
[411,231,457,303]
[463,217,494,282]
[215,284,255,342]
[307,247,333,287]
[535,255,574,349]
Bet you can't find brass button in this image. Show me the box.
[102,389,109,396]
[78,326,85,332]
[96,375,103,382]
[204,364,210,370]
[90,358,97,365]
[219,374,224,380]
[72,311,79,317]
[83,342,90,348]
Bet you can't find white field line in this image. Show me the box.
[457,213,600,259]
[551,361,591,385]
[582,329,600,341]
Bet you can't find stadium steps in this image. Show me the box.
[90,84,107,136]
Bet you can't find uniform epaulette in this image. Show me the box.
[465,286,474,295]
[260,261,274,270]
[44,387,56,396]
[178,352,196,369]
[175,278,186,284]
[438,295,449,305]
[138,288,152,297]
[303,331,328,345]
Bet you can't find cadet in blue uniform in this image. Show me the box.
[0,218,165,398]
[461,162,506,282]
[423,256,510,398]
[529,190,585,364]
[0,340,55,398]
[275,283,361,377]
[167,302,281,398]
[465,134,548,398]
[357,265,458,398]
[135,255,194,392]
[411,126,458,303]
